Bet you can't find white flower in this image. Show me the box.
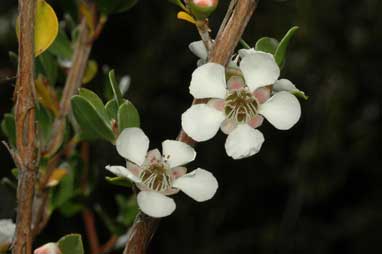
[181,51,302,159]
[0,219,15,250]
[106,128,219,218]
[34,242,62,254]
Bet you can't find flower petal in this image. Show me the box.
[137,191,176,218]
[273,79,307,99]
[258,91,301,130]
[34,243,61,254]
[273,79,298,92]
[116,128,149,166]
[105,165,141,183]
[171,167,187,179]
[172,168,218,202]
[240,51,280,92]
[207,98,225,111]
[189,40,208,60]
[181,104,225,142]
[189,63,227,99]
[162,140,196,168]
[220,118,238,135]
[238,48,256,59]
[0,219,15,245]
[143,149,162,167]
[225,124,265,159]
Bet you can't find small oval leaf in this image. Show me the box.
[71,95,115,142]
[255,37,279,55]
[82,60,98,84]
[57,234,84,254]
[118,100,140,132]
[16,0,59,57]
[274,26,299,66]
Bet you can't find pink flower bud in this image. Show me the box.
[34,242,62,254]
[189,0,219,20]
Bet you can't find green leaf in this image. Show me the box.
[78,88,109,121]
[1,113,16,148]
[71,95,115,142]
[95,0,139,15]
[58,200,84,217]
[116,194,139,226]
[255,37,279,55]
[50,163,75,210]
[11,168,19,179]
[38,51,58,85]
[274,26,299,66]
[118,100,140,132]
[292,91,309,100]
[168,0,187,10]
[108,70,124,107]
[105,176,132,187]
[48,28,73,60]
[105,99,118,120]
[36,104,54,147]
[57,234,84,254]
[94,204,124,235]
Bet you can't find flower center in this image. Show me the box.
[224,88,258,123]
[140,163,172,192]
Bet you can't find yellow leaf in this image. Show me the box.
[177,11,196,24]
[16,0,59,57]
[82,60,98,84]
[46,168,68,187]
[35,75,60,116]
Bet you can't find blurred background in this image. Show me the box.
[1,0,381,253]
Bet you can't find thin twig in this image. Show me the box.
[12,0,39,253]
[47,18,92,156]
[196,20,214,52]
[31,14,99,238]
[123,1,258,253]
[82,209,100,254]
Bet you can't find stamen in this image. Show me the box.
[140,163,172,192]
[224,88,258,123]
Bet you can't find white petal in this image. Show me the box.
[116,128,149,166]
[189,63,227,99]
[220,118,238,135]
[34,243,61,254]
[162,140,196,168]
[273,79,298,92]
[258,91,301,130]
[173,168,218,202]
[225,124,265,159]
[273,79,307,98]
[105,165,141,183]
[238,48,256,59]
[188,40,208,60]
[0,219,15,245]
[240,51,280,92]
[137,191,176,218]
[181,104,225,142]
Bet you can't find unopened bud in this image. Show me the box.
[34,242,62,254]
[189,0,219,20]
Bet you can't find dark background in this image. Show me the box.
[1,0,381,253]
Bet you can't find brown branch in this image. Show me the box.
[47,18,92,156]
[123,1,258,253]
[13,0,38,253]
[82,209,100,254]
[98,235,118,254]
[31,14,97,238]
